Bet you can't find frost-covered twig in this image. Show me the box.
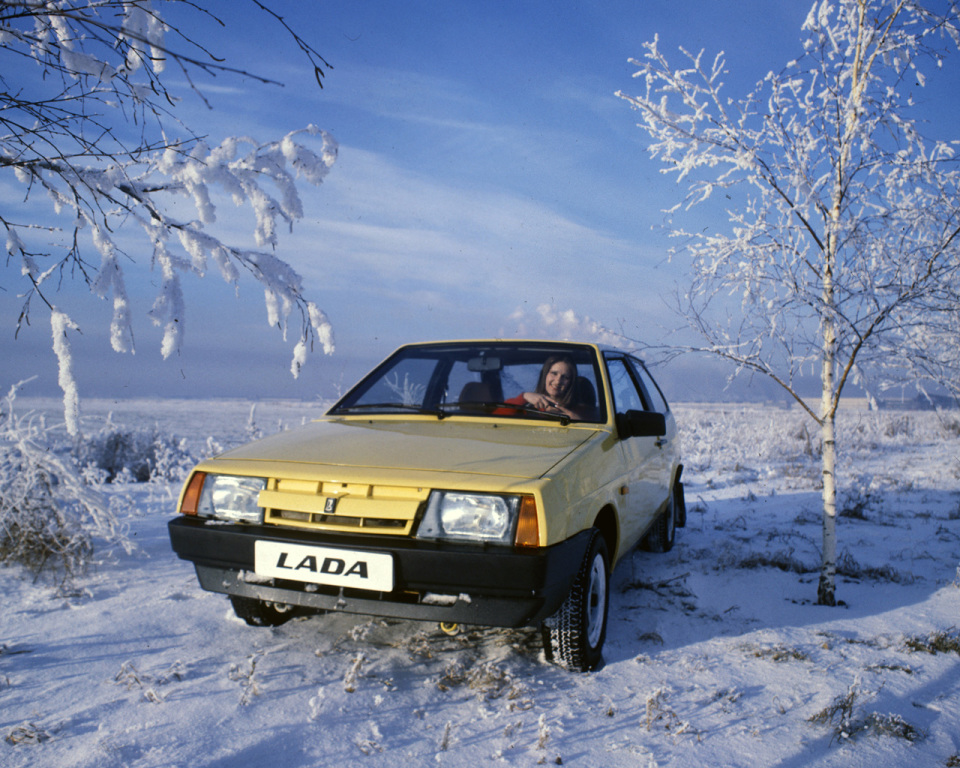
[343,652,365,693]
[228,653,263,705]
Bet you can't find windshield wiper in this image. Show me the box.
[333,403,447,419]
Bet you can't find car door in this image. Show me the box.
[627,356,677,514]
[604,355,664,550]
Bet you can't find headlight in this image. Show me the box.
[196,474,266,524]
[418,491,521,545]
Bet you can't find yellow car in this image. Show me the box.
[168,340,683,671]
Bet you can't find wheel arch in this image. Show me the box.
[672,462,684,487]
[672,462,686,528]
[592,505,620,563]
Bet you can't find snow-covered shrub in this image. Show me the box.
[724,548,814,575]
[436,659,524,703]
[838,476,881,521]
[4,722,52,745]
[938,413,960,439]
[809,678,923,744]
[148,431,195,482]
[228,652,264,705]
[883,415,914,438]
[903,628,960,656]
[835,550,913,585]
[0,386,129,584]
[77,424,194,484]
[205,436,225,458]
[742,643,809,663]
[246,404,263,441]
[643,686,697,738]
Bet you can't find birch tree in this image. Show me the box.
[618,0,960,605]
[1,0,336,436]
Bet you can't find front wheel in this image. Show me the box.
[542,529,610,672]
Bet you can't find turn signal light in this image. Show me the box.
[514,495,540,548]
[180,472,207,516]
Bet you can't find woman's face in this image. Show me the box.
[545,361,574,400]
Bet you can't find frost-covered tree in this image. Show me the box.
[1,0,336,436]
[618,0,960,605]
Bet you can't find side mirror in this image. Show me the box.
[616,409,666,439]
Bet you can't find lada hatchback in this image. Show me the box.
[168,340,684,671]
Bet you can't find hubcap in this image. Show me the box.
[585,552,607,648]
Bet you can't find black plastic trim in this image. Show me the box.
[168,517,591,627]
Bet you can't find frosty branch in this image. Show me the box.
[1,0,337,435]
[618,0,960,605]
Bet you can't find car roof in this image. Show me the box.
[393,339,643,362]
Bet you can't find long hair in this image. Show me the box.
[535,355,577,406]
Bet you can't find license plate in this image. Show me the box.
[254,541,394,592]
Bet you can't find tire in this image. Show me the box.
[229,595,296,627]
[643,492,676,553]
[541,529,610,672]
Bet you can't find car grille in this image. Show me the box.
[258,478,428,536]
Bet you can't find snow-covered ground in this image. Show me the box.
[3,398,960,767]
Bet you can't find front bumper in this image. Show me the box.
[168,517,590,627]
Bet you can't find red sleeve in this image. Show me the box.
[493,394,526,415]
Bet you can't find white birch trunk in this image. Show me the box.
[815,0,873,607]
[818,380,838,606]
[817,213,839,606]
[818,189,841,605]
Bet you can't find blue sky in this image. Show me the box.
[3,1,957,403]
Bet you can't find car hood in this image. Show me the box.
[213,417,600,480]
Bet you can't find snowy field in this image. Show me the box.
[2,397,960,767]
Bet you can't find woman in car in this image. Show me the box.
[503,355,586,420]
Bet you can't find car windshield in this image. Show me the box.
[330,342,607,424]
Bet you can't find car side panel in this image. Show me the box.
[614,432,667,552]
[541,430,625,550]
